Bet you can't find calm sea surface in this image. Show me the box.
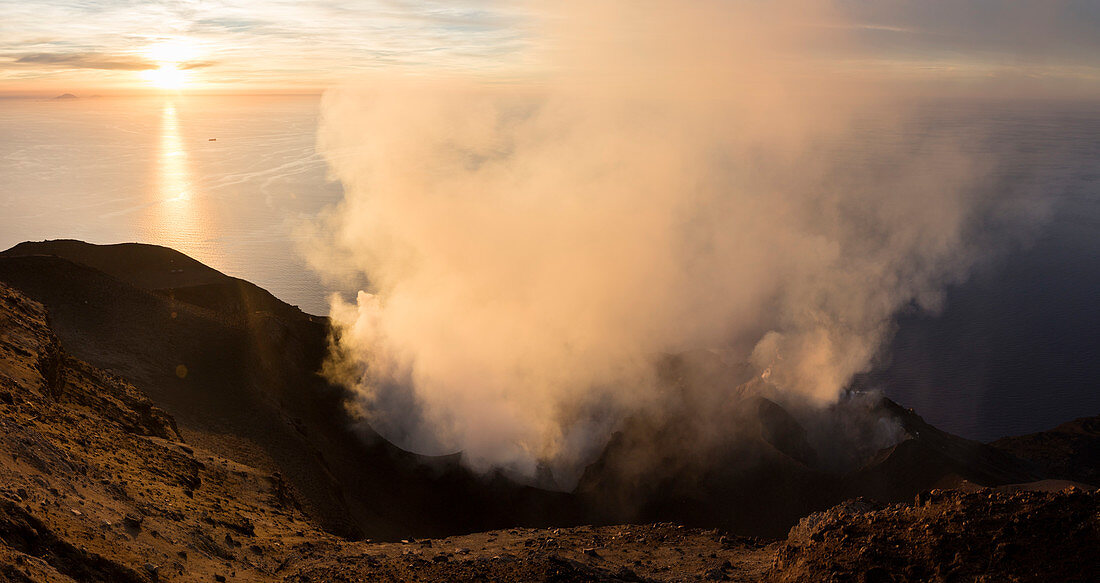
[1,95,1097,441]
[859,100,1100,441]
[0,95,342,315]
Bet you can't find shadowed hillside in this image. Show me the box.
[0,240,578,540]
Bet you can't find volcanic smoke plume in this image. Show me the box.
[305,1,1033,482]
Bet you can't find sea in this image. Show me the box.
[1,94,1097,442]
[0,95,343,316]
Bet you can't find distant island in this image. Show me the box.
[52,93,78,100]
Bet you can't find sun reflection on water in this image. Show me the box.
[140,100,217,264]
[160,102,189,201]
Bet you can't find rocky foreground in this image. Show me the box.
[0,241,1098,581]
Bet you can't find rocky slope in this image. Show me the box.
[771,487,1099,582]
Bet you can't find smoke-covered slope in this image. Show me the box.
[0,240,578,540]
[574,351,1051,537]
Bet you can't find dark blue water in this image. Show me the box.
[869,100,1100,441]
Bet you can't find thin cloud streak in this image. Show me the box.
[14,52,158,71]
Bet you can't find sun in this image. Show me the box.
[141,40,199,90]
[144,64,187,90]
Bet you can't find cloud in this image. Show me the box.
[837,0,1100,65]
[177,60,216,70]
[13,52,158,71]
[7,52,217,75]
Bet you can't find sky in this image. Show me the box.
[1,0,1100,96]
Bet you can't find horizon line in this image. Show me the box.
[0,90,325,99]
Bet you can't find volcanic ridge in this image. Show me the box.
[0,240,1095,582]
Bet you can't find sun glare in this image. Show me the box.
[141,40,198,90]
[144,64,186,90]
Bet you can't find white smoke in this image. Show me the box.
[305,1,1022,482]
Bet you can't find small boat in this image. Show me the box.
[208,138,217,141]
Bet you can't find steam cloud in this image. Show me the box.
[306,1,1028,482]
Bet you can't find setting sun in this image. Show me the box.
[141,40,198,90]
[143,64,186,89]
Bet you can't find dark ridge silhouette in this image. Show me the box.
[991,415,1100,486]
[845,400,1043,503]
